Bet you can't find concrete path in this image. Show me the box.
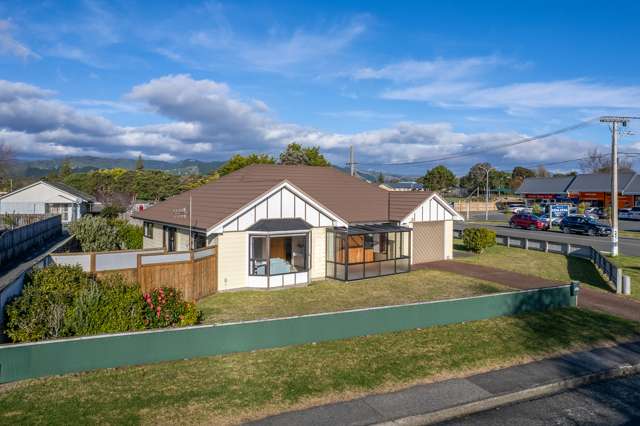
[247,340,640,426]
[421,260,640,323]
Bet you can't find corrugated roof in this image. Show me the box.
[567,173,635,193]
[247,218,312,232]
[516,176,575,194]
[623,174,640,195]
[134,165,434,229]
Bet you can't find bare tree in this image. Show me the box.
[535,165,550,177]
[579,148,634,174]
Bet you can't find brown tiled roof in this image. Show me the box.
[133,165,433,230]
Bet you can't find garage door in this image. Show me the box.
[412,221,445,264]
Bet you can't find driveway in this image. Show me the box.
[419,260,640,323]
[454,222,640,257]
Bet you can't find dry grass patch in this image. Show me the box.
[197,269,509,324]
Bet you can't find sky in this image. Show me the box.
[1,0,640,175]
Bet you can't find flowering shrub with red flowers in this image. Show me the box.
[142,287,201,328]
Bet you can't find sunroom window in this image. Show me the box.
[249,234,308,276]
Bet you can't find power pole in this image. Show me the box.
[480,166,491,221]
[600,116,638,256]
[347,145,357,176]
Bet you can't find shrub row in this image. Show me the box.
[69,216,143,252]
[5,265,201,343]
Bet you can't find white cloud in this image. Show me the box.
[0,76,599,172]
[383,79,640,110]
[354,56,503,82]
[0,20,39,60]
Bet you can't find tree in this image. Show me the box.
[0,143,13,190]
[69,216,120,252]
[376,172,385,184]
[460,163,492,192]
[58,159,73,179]
[511,166,535,191]
[216,154,275,177]
[489,170,511,193]
[135,154,144,171]
[278,143,330,166]
[421,165,457,192]
[536,165,550,177]
[579,148,634,173]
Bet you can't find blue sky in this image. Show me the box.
[1,0,640,175]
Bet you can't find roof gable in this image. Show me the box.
[0,180,95,203]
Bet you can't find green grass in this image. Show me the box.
[1,309,637,425]
[198,270,509,324]
[454,241,613,293]
[608,255,640,299]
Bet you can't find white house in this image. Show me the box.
[0,180,96,223]
[133,165,463,291]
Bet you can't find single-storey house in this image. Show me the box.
[379,181,425,191]
[0,180,96,223]
[133,165,463,290]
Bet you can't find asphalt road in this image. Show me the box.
[455,221,640,257]
[441,374,640,425]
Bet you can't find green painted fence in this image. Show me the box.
[0,284,578,383]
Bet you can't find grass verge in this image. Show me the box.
[608,255,640,299]
[198,269,509,324]
[454,241,613,293]
[1,308,638,425]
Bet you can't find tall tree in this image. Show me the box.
[536,165,550,177]
[216,153,275,177]
[579,148,634,173]
[135,154,144,170]
[58,159,73,179]
[0,143,13,190]
[278,143,330,166]
[421,165,457,192]
[510,166,535,190]
[376,172,385,184]
[460,162,492,192]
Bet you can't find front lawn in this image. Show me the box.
[609,255,640,299]
[198,269,509,324]
[1,309,637,425]
[454,241,613,293]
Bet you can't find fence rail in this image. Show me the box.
[454,229,624,292]
[0,215,62,268]
[51,247,218,301]
[0,283,578,383]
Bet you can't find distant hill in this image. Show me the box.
[11,156,226,177]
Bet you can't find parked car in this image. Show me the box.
[538,213,564,227]
[509,213,548,230]
[619,208,632,220]
[629,206,640,220]
[506,203,527,213]
[585,207,606,218]
[559,215,612,236]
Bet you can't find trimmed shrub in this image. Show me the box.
[578,202,587,215]
[69,216,120,252]
[462,227,496,253]
[5,266,202,343]
[142,287,201,328]
[531,203,542,216]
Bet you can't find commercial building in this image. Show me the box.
[516,172,640,208]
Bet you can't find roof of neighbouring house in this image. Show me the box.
[566,172,636,193]
[0,180,96,202]
[133,164,437,230]
[247,218,313,232]
[515,176,576,194]
[386,181,424,190]
[623,174,640,195]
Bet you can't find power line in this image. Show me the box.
[358,118,600,167]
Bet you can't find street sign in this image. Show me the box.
[549,204,569,217]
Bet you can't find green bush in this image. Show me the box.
[5,265,92,342]
[5,266,202,343]
[69,216,120,252]
[112,219,143,250]
[100,204,125,220]
[142,287,201,328]
[531,203,542,216]
[578,202,587,215]
[462,227,496,253]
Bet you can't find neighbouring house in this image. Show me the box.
[133,165,463,290]
[0,180,97,223]
[379,181,425,191]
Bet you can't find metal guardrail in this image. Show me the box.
[454,229,627,294]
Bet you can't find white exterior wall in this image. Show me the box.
[0,182,87,222]
[175,228,191,251]
[310,227,327,280]
[444,219,453,260]
[217,186,341,234]
[217,231,248,291]
[143,223,165,249]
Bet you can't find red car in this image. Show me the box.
[509,213,548,230]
